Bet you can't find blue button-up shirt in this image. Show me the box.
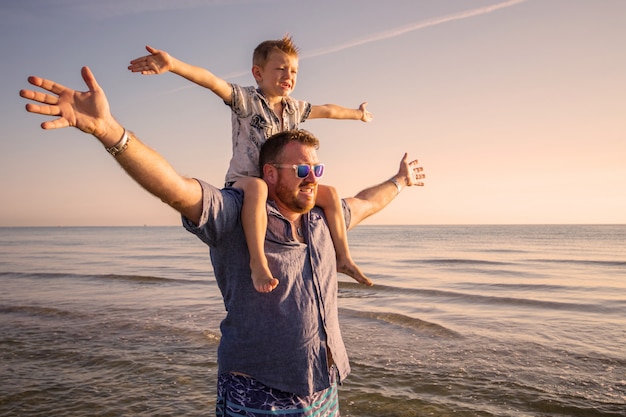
[183,181,351,396]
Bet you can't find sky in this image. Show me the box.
[1,0,624,226]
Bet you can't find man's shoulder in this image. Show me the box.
[195,180,244,212]
[183,181,244,246]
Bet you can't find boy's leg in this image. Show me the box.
[233,177,279,293]
[317,184,373,286]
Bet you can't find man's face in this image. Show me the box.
[271,142,320,215]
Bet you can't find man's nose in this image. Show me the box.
[304,169,318,183]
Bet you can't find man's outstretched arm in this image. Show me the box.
[20,66,204,225]
[344,153,425,229]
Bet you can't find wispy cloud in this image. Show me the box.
[147,0,527,95]
[301,0,527,59]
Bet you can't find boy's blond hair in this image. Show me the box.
[253,34,300,68]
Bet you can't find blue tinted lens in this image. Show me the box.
[296,165,310,178]
[294,164,324,178]
[313,164,324,177]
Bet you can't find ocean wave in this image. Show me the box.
[338,281,623,314]
[410,256,626,269]
[0,304,92,320]
[528,258,626,268]
[0,271,209,285]
[0,303,222,347]
[397,256,625,272]
[397,258,541,278]
[411,258,513,266]
[449,292,622,314]
[339,307,461,338]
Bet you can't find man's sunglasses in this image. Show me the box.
[271,164,325,179]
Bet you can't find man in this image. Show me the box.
[20,66,425,417]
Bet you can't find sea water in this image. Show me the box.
[0,225,624,416]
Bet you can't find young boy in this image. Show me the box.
[128,35,373,292]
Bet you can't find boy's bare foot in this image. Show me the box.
[337,258,373,286]
[252,273,279,293]
[250,260,279,292]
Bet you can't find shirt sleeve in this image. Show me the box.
[228,84,255,118]
[182,180,243,247]
[301,102,312,123]
[341,199,352,230]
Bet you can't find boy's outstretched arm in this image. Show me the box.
[128,45,232,103]
[309,102,373,122]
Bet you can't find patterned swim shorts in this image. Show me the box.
[216,368,339,416]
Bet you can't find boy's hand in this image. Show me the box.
[359,102,373,123]
[128,45,174,75]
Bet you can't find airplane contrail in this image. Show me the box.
[301,0,527,59]
[156,0,527,92]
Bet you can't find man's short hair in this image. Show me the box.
[253,34,299,68]
[259,130,320,177]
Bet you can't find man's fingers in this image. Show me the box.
[81,66,100,93]
[41,118,70,130]
[19,88,36,101]
[25,102,62,117]
[28,75,68,96]
[20,89,59,106]
[23,102,68,130]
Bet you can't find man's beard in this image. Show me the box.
[274,180,316,213]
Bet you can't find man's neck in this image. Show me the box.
[290,215,305,243]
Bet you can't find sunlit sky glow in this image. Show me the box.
[1,0,624,226]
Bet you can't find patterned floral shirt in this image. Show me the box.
[224,84,312,183]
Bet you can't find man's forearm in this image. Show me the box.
[344,153,424,228]
[21,66,204,227]
[105,130,203,224]
[344,179,402,229]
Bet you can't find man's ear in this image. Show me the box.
[262,164,277,185]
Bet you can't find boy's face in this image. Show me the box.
[254,51,298,98]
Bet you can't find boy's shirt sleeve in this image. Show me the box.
[227,84,255,118]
